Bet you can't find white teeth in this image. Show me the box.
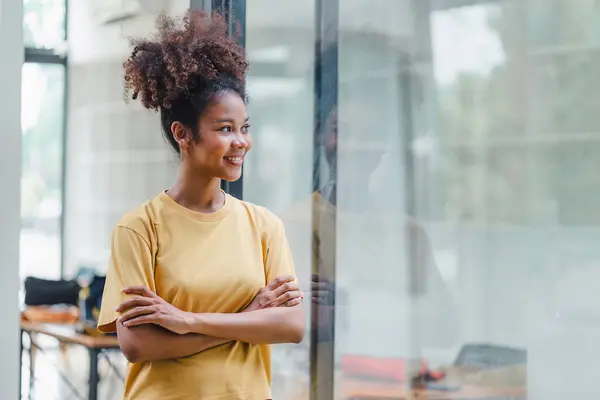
[225,156,242,161]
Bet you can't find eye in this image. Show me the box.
[219,125,233,132]
[241,124,251,133]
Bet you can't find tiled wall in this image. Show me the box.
[64,60,178,277]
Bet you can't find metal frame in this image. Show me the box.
[310,0,339,398]
[60,0,69,279]
[24,48,66,65]
[23,0,69,278]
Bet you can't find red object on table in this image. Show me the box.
[341,355,430,382]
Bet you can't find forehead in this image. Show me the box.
[202,91,247,121]
[324,103,391,146]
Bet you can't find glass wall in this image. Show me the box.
[244,1,316,397]
[16,0,600,397]
[245,0,600,398]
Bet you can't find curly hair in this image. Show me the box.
[123,10,249,154]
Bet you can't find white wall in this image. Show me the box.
[64,1,189,276]
[68,0,190,65]
[0,0,22,397]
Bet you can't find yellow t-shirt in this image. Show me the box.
[97,191,296,400]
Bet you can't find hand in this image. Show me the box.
[244,275,304,312]
[116,286,193,334]
[311,274,334,306]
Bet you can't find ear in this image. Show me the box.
[171,122,193,150]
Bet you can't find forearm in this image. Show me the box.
[116,321,231,363]
[187,305,305,345]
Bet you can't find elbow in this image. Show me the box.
[286,309,306,344]
[119,338,148,363]
[116,322,147,363]
[289,324,305,344]
[121,344,143,364]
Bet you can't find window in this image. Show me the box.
[243,0,600,398]
[20,63,66,281]
[21,0,67,281]
[23,0,67,50]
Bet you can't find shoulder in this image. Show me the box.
[402,214,429,240]
[112,194,163,246]
[234,198,285,234]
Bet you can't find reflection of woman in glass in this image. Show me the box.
[281,45,453,398]
[97,12,305,400]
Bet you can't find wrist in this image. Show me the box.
[185,312,206,334]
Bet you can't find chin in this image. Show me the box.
[221,171,242,182]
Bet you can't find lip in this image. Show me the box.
[223,155,244,166]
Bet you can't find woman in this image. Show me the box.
[97,11,305,400]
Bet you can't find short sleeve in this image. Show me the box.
[264,216,298,284]
[97,226,156,333]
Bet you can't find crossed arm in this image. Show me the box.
[115,277,305,363]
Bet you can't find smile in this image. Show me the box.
[224,156,244,166]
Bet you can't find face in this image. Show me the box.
[173,91,252,182]
[322,105,386,177]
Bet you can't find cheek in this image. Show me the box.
[197,136,229,158]
[245,136,253,151]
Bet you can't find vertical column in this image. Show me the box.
[0,0,23,398]
[59,1,70,278]
[311,0,338,398]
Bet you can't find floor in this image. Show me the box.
[21,333,126,400]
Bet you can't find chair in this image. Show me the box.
[454,343,527,369]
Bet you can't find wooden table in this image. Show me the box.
[342,379,526,399]
[20,321,121,400]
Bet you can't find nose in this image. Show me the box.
[232,132,248,149]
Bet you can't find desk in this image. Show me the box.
[342,379,526,399]
[20,321,122,400]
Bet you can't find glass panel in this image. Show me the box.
[20,63,65,281]
[431,1,600,397]
[333,1,438,398]
[247,0,600,398]
[244,0,316,398]
[23,0,66,49]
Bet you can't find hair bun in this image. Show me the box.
[123,10,248,111]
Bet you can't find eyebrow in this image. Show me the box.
[214,117,250,123]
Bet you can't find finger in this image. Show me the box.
[284,297,303,307]
[118,306,156,323]
[272,281,299,298]
[312,291,332,305]
[116,296,155,312]
[267,275,295,291]
[271,290,303,307]
[122,314,158,328]
[122,286,156,298]
[312,297,330,305]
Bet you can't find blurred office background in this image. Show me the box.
[3,0,600,398]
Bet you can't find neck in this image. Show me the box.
[167,165,224,213]
[321,175,375,211]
